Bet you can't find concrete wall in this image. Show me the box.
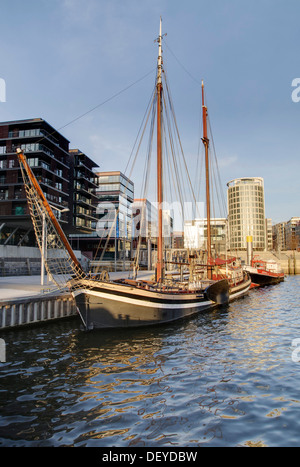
[0,293,77,329]
[0,245,41,259]
[0,246,89,276]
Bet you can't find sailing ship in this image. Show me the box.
[16,18,251,330]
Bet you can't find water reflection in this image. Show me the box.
[1,277,300,446]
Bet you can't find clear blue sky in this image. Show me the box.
[1,0,299,225]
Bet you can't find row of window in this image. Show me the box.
[229,201,264,209]
[98,182,134,198]
[8,128,59,145]
[228,184,263,192]
[229,211,265,217]
[228,195,264,203]
[0,159,14,169]
[231,242,265,248]
[27,158,65,178]
[98,174,134,190]
[229,214,265,221]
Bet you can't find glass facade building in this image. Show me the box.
[95,171,134,260]
[227,177,266,251]
[96,171,133,238]
[184,218,227,252]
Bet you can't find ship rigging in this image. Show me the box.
[16,18,251,330]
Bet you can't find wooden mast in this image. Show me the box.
[201,80,212,279]
[156,17,164,282]
[16,148,83,271]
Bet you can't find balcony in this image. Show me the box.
[8,128,60,146]
[6,143,70,168]
[75,171,99,187]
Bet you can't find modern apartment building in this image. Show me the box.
[172,231,184,249]
[184,218,227,253]
[0,118,99,246]
[69,149,99,234]
[127,198,174,246]
[95,171,134,260]
[272,222,287,251]
[227,177,266,251]
[285,217,300,250]
[265,218,273,251]
[132,199,157,241]
[295,222,300,250]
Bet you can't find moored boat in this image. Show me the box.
[244,256,285,286]
[70,276,230,330]
[16,18,251,331]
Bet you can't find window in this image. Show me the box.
[27,158,39,167]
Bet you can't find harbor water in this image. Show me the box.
[0,275,300,447]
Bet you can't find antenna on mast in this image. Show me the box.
[157,17,163,85]
[156,17,164,283]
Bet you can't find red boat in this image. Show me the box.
[244,256,285,286]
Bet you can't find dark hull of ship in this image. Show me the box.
[72,277,251,330]
[229,275,252,301]
[248,271,284,286]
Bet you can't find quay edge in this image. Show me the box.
[0,292,77,330]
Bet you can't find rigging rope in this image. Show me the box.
[32,68,156,148]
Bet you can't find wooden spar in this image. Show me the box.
[201,80,212,279]
[156,17,164,282]
[16,148,83,271]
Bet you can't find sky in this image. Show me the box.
[0,0,300,227]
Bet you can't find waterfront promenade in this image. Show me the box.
[0,276,76,330]
[0,275,58,301]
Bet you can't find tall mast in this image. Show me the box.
[156,17,164,282]
[201,80,212,279]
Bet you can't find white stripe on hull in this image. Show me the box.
[73,288,213,310]
[72,287,216,329]
[229,279,251,301]
[72,277,251,330]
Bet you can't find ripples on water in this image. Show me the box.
[1,276,300,447]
